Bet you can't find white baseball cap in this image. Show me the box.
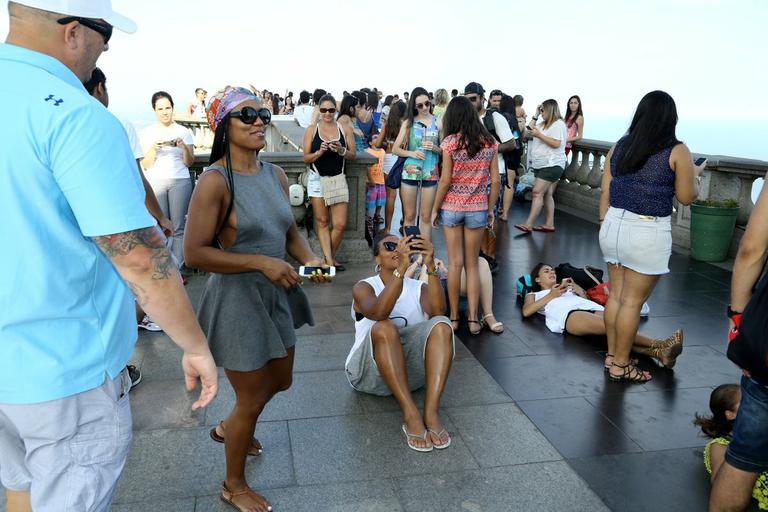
[13,0,137,33]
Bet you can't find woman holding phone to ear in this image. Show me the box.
[598,90,706,383]
[303,93,356,270]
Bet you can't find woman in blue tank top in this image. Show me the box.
[598,90,706,383]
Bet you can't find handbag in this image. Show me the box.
[320,173,349,206]
[728,272,768,383]
[385,156,406,189]
[555,263,604,290]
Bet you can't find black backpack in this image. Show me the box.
[729,272,768,383]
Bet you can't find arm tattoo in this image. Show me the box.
[93,226,174,280]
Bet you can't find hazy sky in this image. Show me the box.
[2,0,767,157]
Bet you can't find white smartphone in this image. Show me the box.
[298,266,336,277]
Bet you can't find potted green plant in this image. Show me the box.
[690,198,740,262]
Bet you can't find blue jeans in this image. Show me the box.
[726,375,768,473]
[149,177,193,268]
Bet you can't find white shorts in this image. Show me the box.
[307,170,322,198]
[599,206,672,275]
[0,368,133,511]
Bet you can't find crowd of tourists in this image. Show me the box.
[2,1,767,511]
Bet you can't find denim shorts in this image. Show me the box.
[599,206,672,275]
[726,375,768,473]
[401,178,438,188]
[439,209,487,229]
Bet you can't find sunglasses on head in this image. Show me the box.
[57,16,113,44]
[230,106,272,125]
[382,241,398,252]
[416,101,431,109]
[319,107,336,114]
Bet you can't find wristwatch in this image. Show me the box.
[727,305,742,318]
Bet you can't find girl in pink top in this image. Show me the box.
[431,96,500,334]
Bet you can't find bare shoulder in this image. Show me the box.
[670,143,692,169]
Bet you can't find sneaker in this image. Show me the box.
[126,364,142,389]
[138,315,162,332]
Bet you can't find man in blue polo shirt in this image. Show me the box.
[0,1,218,510]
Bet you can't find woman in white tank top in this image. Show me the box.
[349,232,454,453]
[522,263,684,371]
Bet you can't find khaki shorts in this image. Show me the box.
[0,368,133,511]
[345,316,454,396]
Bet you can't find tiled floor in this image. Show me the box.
[1,202,750,511]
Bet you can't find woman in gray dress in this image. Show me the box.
[185,86,327,512]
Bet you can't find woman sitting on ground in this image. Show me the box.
[694,383,768,511]
[349,231,454,452]
[523,263,683,370]
[407,255,503,334]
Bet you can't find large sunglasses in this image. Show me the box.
[230,106,272,125]
[416,101,431,109]
[319,107,336,114]
[57,17,113,44]
[382,241,398,252]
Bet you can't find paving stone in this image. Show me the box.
[112,497,195,512]
[586,387,715,451]
[115,423,293,502]
[518,397,643,458]
[294,333,352,372]
[570,448,711,512]
[129,378,206,431]
[204,370,364,425]
[446,403,562,467]
[357,358,513,414]
[195,479,403,512]
[395,462,608,512]
[289,412,478,485]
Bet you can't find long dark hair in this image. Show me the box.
[151,90,174,109]
[499,94,516,117]
[406,86,431,126]
[530,263,550,292]
[441,96,495,158]
[565,95,583,124]
[209,115,237,237]
[614,90,681,175]
[693,383,740,439]
[382,100,407,142]
[338,94,358,121]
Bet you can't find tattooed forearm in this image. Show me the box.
[94,226,165,256]
[93,226,175,280]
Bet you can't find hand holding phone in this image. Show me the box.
[298,266,336,278]
[694,157,707,166]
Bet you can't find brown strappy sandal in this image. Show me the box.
[220,482,272,512]
[210,421,263,456]
[648,329,684,369]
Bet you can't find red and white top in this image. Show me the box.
[440,134,497,212]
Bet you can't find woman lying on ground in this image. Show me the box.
[522,263,683,370]
[349,231,454,452]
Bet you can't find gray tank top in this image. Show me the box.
[205,162,293,259]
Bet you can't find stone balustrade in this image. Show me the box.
[555,138,768,256]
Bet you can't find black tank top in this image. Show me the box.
[310,123,346,177]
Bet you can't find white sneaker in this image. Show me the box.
[138,315,162,332]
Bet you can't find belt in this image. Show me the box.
[637,215,658,221]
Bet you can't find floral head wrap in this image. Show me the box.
[206,86,259,131]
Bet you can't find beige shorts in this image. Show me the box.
[0,368,133,511]
[345,316,454,396]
